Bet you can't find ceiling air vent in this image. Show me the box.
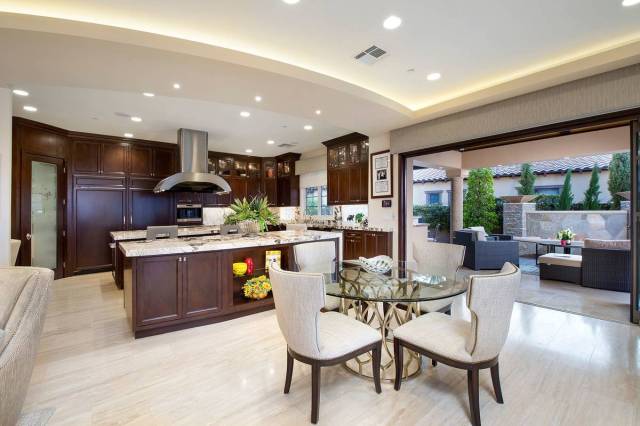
[354,45,387,65]
[277,142,298,148]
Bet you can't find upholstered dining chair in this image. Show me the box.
[294,241,341,311]
[393,262,521,426]
[412,240,465,315]
[269,263,382,424]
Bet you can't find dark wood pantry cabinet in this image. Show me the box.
[323,132,369,205]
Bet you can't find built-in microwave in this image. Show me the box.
[176,203,203,225]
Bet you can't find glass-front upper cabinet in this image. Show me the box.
[264,159,276,179]
[248,161,261,178]
[336,145,347,167]
[278,160,291,177]
[218,157,233,176]
[208,156,217,174]
[328,147,338,168]
[234,159,247,177]
[360,140,369,162]
[348,142,360,165]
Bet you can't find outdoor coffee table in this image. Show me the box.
[515,237,584,263]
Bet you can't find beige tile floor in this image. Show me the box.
[22,272,640,425]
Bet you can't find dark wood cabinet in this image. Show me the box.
[342,230,392,259]
[101,143,128,175]
[246,177,262,200]
[175,192,202,204]
[129,178,174,229]
[183,252,226,318]
[73,141,100,173]
[275,153,301,207]
[323,133,369,205]
[135,255,183,326]
[153,148,177,177]
[74,177,127,273]
[229,177,247,201]
[129,146,153,177]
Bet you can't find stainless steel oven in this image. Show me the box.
[176,203,203,225]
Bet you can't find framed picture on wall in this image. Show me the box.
[370,150,393,198]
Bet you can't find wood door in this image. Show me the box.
[264,179,277,206]
[327,169,340,205]
[349,166,363,202]
[289,175,300,206]
[74,184,126,272]
[129,179,174,229]
[183,252,225,318]
[338,169,350,204]
[154,148,177,177]
[19,154,65,278]
[129,146,153,177]
[229,177,247,201]
[360,163,369,203]
[277,177,291,206]
[136,255,183,326]
[72,141,99,174]
[101,143,127,175]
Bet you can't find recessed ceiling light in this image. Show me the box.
[383,15,402,30]
[12,89,29,96]
[304,125,313,131]
[427,72,442,81]
[254,95,262,102]
[240,111,251,118]
[173,83,181,89]
[245,149,253,153]
[315,109,322,115]
[143,92,155,97]
[131,116,142,122]
[282,0,300,4]
[622,0,640,6]
[124,133,133,138]
[267,140,275,145]
[23,105,37,112]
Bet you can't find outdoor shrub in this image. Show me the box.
[559,170,574,210]
[608,152,631,209]
[517,163,536,195]
[495,197,504,233]
[583,165,602,210]
[536,195,561,211]
[463,168,499,233]
[413,205,450,230]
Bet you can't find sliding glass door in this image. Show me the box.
[632,120,639,324]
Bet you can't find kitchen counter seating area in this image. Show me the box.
[120,230,341,338]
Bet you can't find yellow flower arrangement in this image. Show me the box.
[243,275,272,300]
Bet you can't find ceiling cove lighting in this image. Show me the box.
[12,89,29,96]
[143,92,155,97]
[304,125,313,130]
[240,111,251,117]
[267,140,275,145]
[383,15,402,30]
[245,149,253,153]
[173,83,181,89]
[23,105,37,112]
[254,95,262,102]
[131,116,142,122]
[622,0,640,6]
[124,133,134,138]
[427,72,442,81]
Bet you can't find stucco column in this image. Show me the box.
[447,169,466,242]
[0,88,11,265]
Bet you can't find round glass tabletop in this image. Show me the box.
[324,261,468,303]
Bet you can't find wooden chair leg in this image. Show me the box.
[467,369,481,426]
[284,350,294,394]
[311,363,321,424]
[490,363,504,404]
[393,338,403,391]
[372,342,382,394]
[431,359,437,367]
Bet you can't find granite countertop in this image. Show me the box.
[110,225,221,241]
[304,223,393,232]
[119,230,343,257]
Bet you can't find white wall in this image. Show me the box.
[0,88,11,265]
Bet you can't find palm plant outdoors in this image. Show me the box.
[224,196,280,232]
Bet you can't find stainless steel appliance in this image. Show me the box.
[176,203,203,225]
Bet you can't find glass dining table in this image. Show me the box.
[324,261,468,381]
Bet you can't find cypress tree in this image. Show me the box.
[608,153,631,209]
[517,163,536,195]
[583,165,602,210]
[558,170,574,210]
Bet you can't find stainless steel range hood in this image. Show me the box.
[154,129,232,194]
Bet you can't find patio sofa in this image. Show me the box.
[453,229,520,270]
[0,267,53,426]
[581,239,631,292]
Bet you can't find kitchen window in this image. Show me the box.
[305,185,332,216]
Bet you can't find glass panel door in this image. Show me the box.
[30,161,58,269]
[632,120,640,323]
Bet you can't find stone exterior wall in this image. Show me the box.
[525,211,628,242]
[503,203,537,255]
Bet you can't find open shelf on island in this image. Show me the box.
[232,267,274,308]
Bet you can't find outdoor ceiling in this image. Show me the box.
[1,1,640,151]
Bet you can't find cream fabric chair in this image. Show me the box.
[10,240,21,266]
[393,262,521,426]
[294,241,341,311]
[0,267,53,426]
[286,223,308,231]
[412,240,465,314]
[269,263,382,424]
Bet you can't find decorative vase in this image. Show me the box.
[560,239,572,247]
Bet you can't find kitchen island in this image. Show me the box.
[120,230,341,338]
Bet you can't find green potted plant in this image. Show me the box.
[224,196,280,232]
[556,228,575,246]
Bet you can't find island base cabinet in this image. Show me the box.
[136,255,183,327]
[183,252,227,318]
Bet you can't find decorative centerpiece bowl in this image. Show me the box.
[232,262,248,277]
[358,255,393,274]
[243,275,272,299]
